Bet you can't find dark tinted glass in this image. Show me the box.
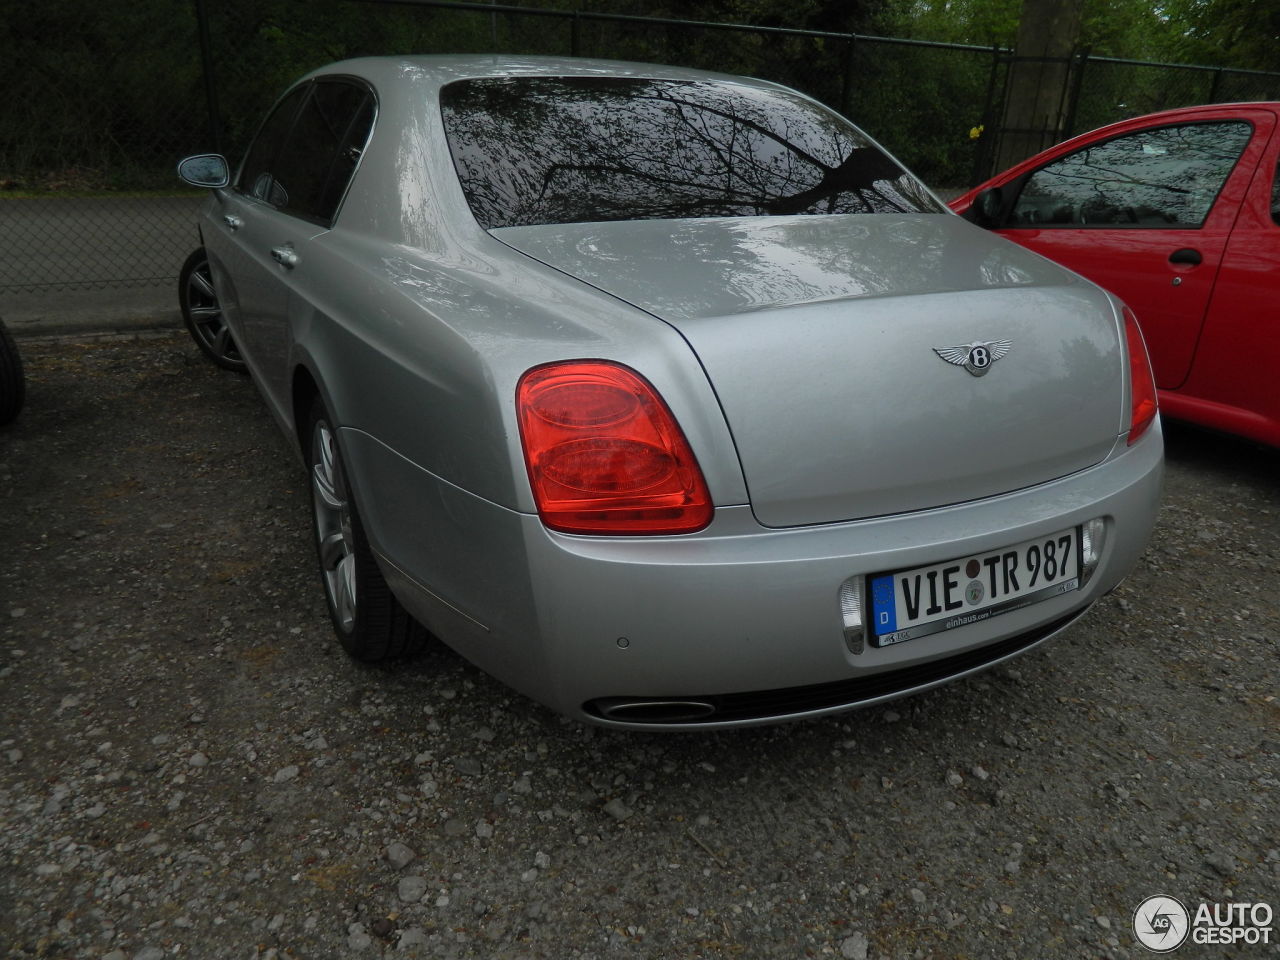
[1271,161,1280,226]
[321,92,375,219]
[238,85,309,203]
[272,81,373,223]
[1011,121,1252,228]
[441,77,944,229]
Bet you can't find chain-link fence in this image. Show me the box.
[0,2,213,295]
[2,0,1278,299]
[1068,56,1280,138]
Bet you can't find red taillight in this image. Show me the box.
[516,361,714,535]
[1123,306,1158,445]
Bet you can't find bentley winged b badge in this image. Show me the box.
[933,339,1012,377]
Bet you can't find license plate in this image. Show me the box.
[868,527,1081,646]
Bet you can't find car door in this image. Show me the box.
[208,79,376,419]
[993,112,1274,390]
[204,84,309,405]
[1172,142,1280,445]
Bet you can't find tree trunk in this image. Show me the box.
[996,0,1084,170]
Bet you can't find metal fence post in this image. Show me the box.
[193,0,223,155]
[570,10,581,57]
[1209,67,1224,102]
[1060,47,1089,140]
[971,44,1003,186]
[840,34,856,116]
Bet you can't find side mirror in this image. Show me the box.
[972,186,1004,228]
[177,154,230,189]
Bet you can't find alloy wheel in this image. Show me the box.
[311,419,357,632]
[182,254,246,371]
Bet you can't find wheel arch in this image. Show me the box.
[291,364,322,453]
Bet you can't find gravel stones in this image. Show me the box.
[347,923,373,950]
[2,337,1278,959]
[398,875,429,903]
[1205,851,1238,877]
[452,756,483,776]
[397,927,429,950]
[840,932,869,960]
[602,798,634,821]
[385,842,417,870]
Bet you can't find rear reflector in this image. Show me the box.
[1123,307,1158,445]
[516,361,713,535]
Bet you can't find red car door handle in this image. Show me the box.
[1169,248,1202,266]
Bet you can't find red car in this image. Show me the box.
[952,103,1280,448]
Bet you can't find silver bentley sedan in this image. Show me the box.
[178,56,1163,729]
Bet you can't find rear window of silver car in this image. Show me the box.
[440,76,945,228]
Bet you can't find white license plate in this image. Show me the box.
[868,527,1081,646]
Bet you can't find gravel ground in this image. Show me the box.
[2,333,1277,960]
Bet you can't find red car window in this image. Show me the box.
[1010,122,1252,228]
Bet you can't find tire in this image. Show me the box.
[178,248,247,372]
[0,317,25,425]
[306,396,428,660]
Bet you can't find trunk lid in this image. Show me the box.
[496,214,1124,527]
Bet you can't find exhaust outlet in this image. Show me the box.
[592,698,717,724]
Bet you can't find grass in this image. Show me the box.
[1,187,207,200]
[1,166,210,199]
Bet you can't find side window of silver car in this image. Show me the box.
[269,80,375,226]
[1010,121,1252,228]
[237,85,310,206]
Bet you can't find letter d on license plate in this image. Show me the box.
[868,526,1081,646]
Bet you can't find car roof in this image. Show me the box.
[1122,101,1280,117]
[1068,101,1280,138]
[303,54,781,95]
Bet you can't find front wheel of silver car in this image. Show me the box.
[307,397,427,661]
[179,248,247,372]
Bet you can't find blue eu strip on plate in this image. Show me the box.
[871,575,897,635]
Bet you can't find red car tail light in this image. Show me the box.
[1123,306,1158,445]
[516,361,714,535]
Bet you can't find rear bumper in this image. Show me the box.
[359,423,1163,730]
[584,607,1089,724]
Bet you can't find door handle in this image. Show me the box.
[222,214,243,231]
[270,245,299,269]
[1168,248,1201,266]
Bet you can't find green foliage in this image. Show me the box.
[3,0,1276,194]
[890,0,1280,68]
[1157,0,1280,72]
[891,0,1021,46]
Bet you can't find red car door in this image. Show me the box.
[1169,144,1280,447]
[986,109,1275,390]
